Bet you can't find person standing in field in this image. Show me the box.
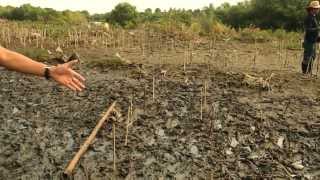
[0,46,85,92]
[302,1,320,74]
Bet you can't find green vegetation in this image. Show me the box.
[0,4,88,24]
[15,47,50,62]
[108,3,139,28]
[0,0,311,44]
[216,0,307,31]
[0,1,311,30]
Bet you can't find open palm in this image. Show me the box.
[50,60,85,91]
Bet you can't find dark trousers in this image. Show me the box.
[302,42,317,74]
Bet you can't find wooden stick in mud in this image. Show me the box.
[204,81,207,111]
[64,101,117,176]
[316,44,320,77]
[152,76,155,101]
[113,122,117,178]
[125,98,133,146]
[200,87,203,121]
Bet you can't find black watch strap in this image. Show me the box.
[44,67,51,80]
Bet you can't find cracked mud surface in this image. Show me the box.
[0,63,319,179]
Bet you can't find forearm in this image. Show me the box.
[0,47,46,77]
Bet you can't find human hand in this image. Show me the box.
[49,60,85,91]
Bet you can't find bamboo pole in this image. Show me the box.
[204,81,207,111]
[64,101,117,176]
[125,98,133,146]
[200,87,203,121]
[113,122,117,178]
[152,76,155,101]
[317,43,320,77]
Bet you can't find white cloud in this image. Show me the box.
[0,0,243,14]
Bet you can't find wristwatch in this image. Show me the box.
[44,66,51,80]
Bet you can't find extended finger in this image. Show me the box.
[66,82,77,91]
[71,69,86,82]
[72,77,85,89]
[70,81,83,92]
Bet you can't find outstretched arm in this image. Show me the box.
[0,47,85,92]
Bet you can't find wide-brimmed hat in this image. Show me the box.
[308,1,320,9]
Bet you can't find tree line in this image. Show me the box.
[0,0,312,31]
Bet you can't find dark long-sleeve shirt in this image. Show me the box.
[304,13,319,43]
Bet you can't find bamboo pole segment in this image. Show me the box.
[152,76,155,101]
[64,101,117,176]
[113,122,117,178]
[200,87,203,121]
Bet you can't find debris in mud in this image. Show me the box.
[55,46,63,53]
[164,153,176,162]
[291,160,304,170]
[230,137,239,148]
[144,157,156,166]
[242,73,275,90]
[49,52,81,64]
[190,145,200,157]
[156,128,166,138]
[226,148,233,155]
[12,107,19,114]
[277,136,285,149]
[115,52,133,65]
[165,119,179,129]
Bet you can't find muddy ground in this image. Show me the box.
[0,42,320,180]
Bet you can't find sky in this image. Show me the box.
[0,0,243,14]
